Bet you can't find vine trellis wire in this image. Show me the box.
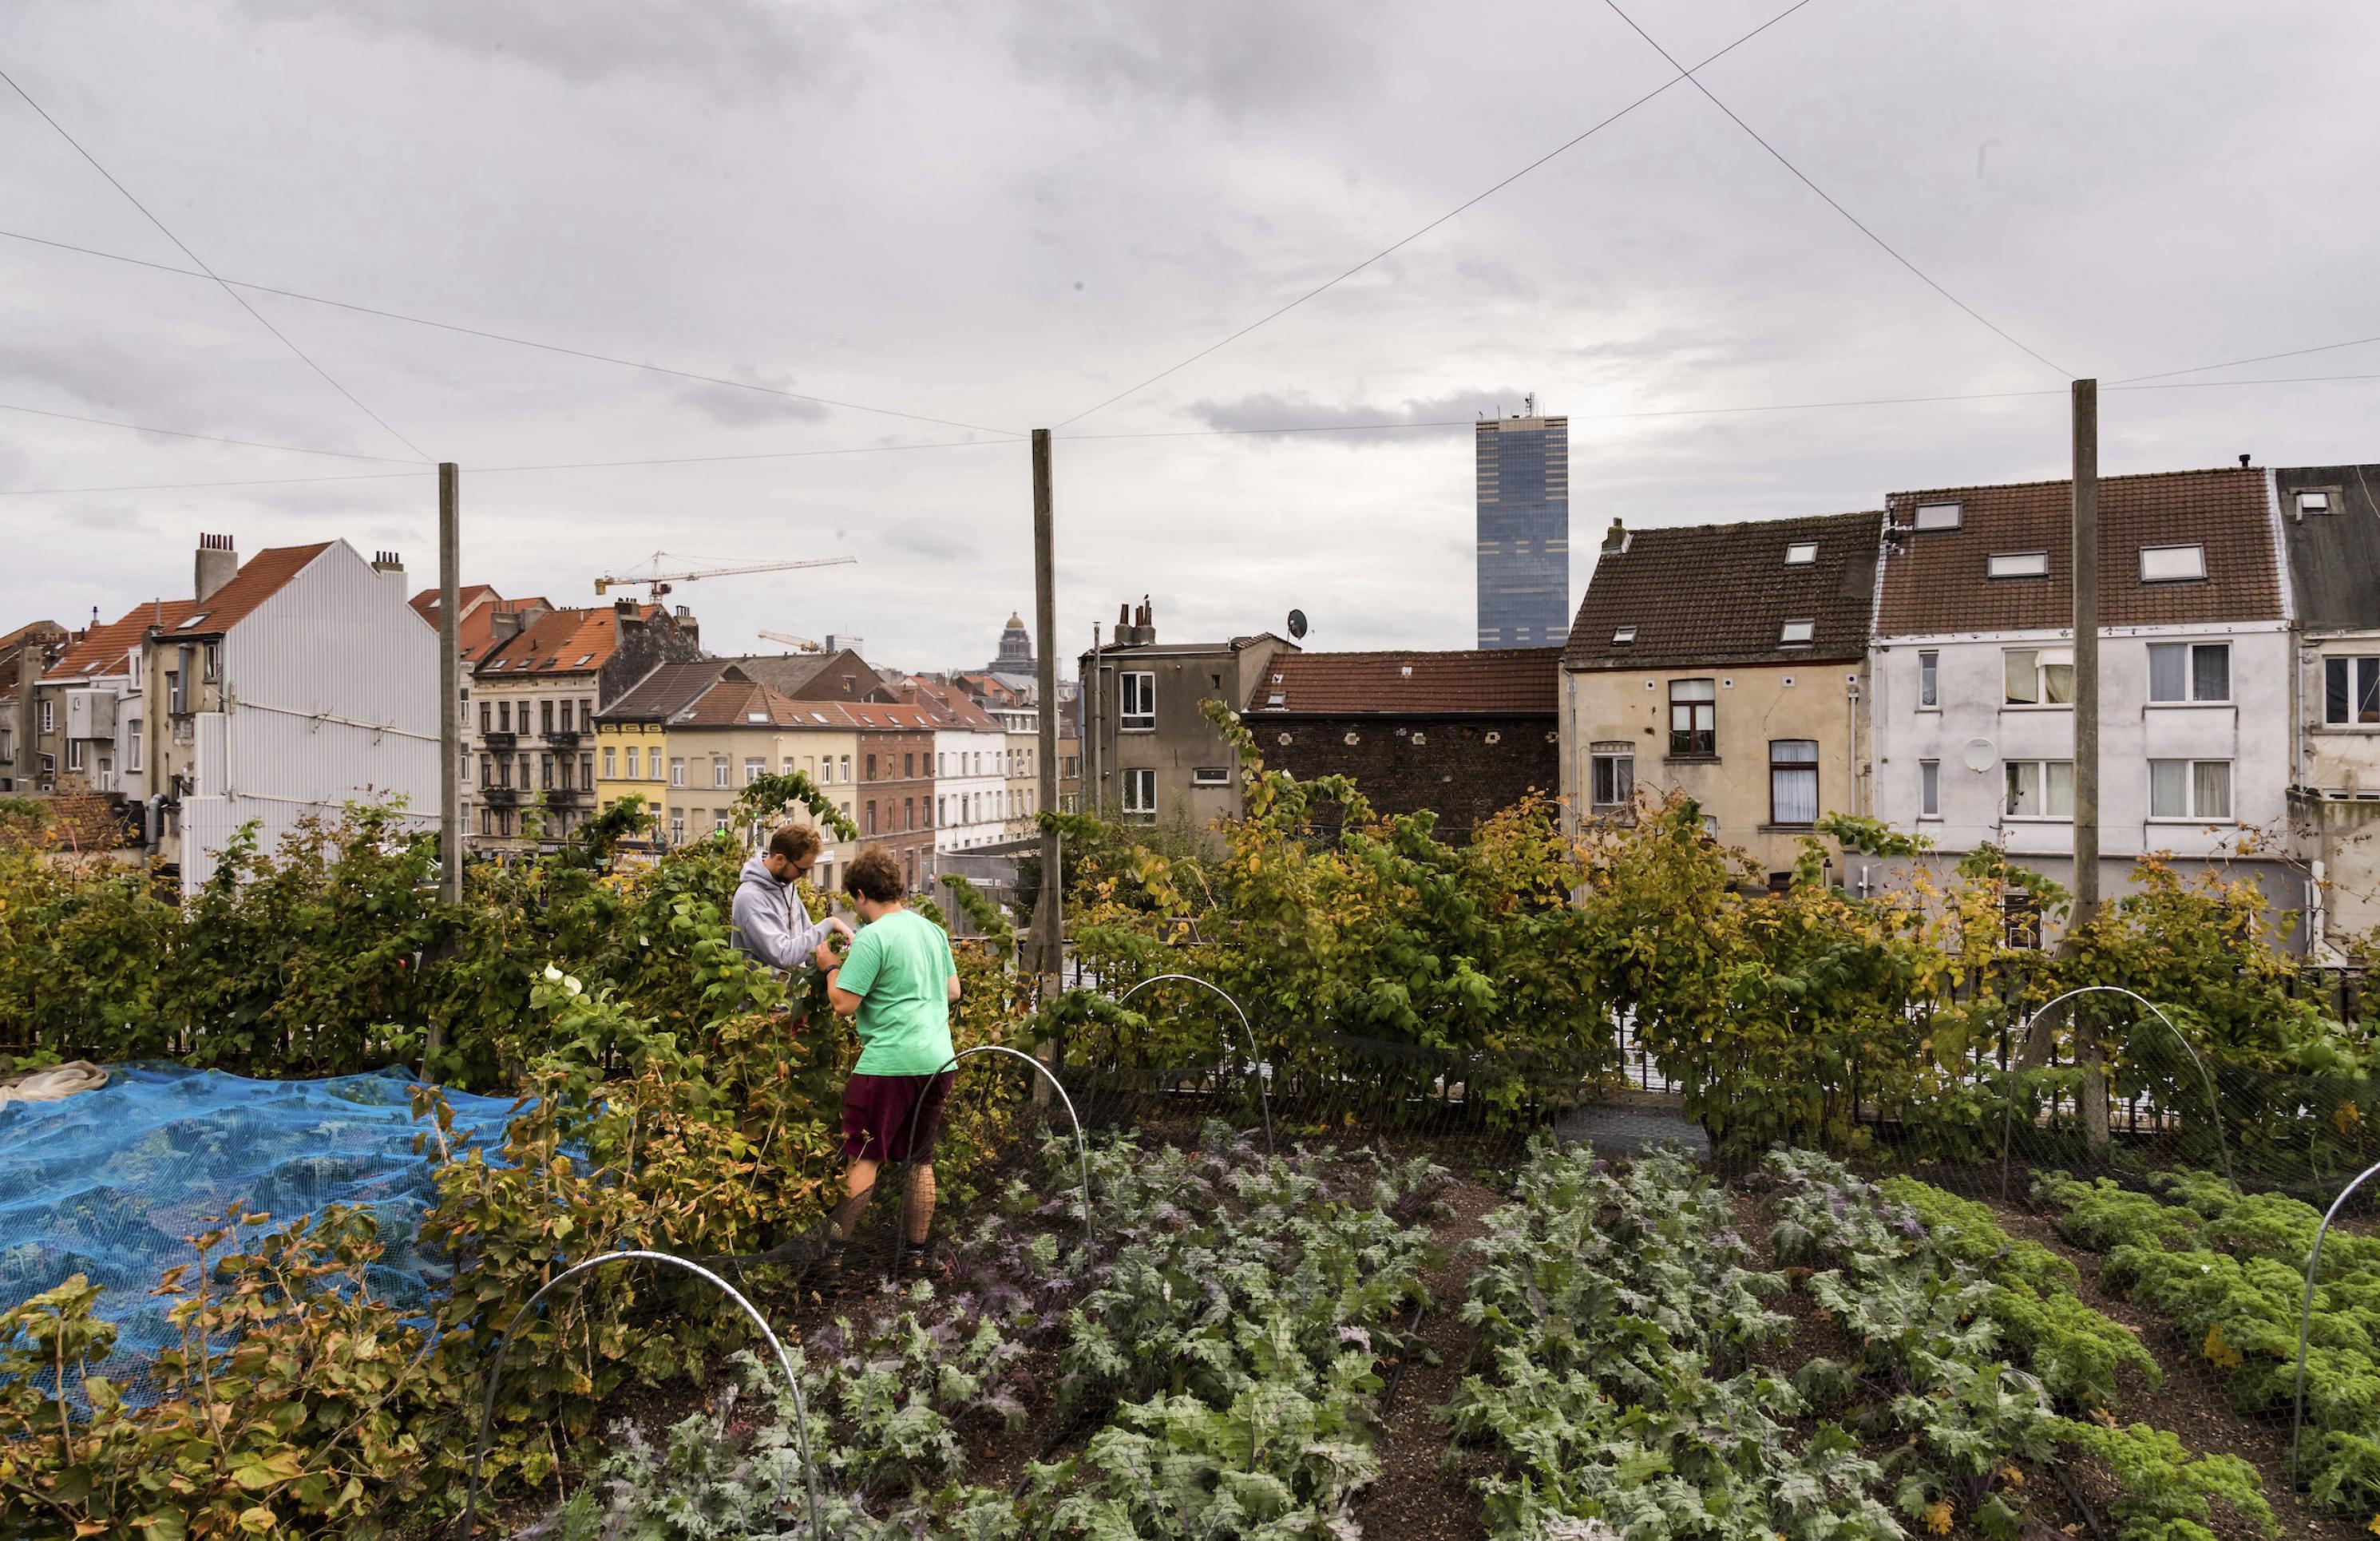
[456,1249,819,1540]
[1115,973,1274,1155]
[2290,1154,2380,1485]
[1996,984,2233,1199]
[895,1044,1095,1278]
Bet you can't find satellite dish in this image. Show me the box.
[1286,609,1309,640]
[1961,738,1998,774]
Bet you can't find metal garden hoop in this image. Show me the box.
[457,1250,818,1540]
[1995,984,2233,1199]
[2290,1155,2380,1484]
[1116,973,1273,1155]
[892,1044,1095,1278]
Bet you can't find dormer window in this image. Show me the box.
[176,612,210,631]
[1780,619,1815,646]
[1784,542,1818,565]
[1612,625,1637,645]
[2299,491,2333,517]
[1913,501,1962,532]
[2139,544,2206,583]
[1987,551,2049,580]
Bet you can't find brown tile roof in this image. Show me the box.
[0,621,65,652]
[180,543,333,635]
[1564,510,1883,671]
[50,600,199,679]
[603,660,734,722]
[901,676,1001,731]
[1243,648,1560,716]
[477,603,658,678]
[665,678,937,734]
[1875,465,2282,636]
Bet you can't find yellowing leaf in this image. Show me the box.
[2204,1322,2245,1371]
[1923,1499,1954,1535]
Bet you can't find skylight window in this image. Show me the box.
[1780,618,1816,645]
[2299,491,2333,517]
[746,711,769,723]
[1612,625,1637,644]
[575,653,593,666]
[1267,691,1286,706]
[176,612,209,631]
[2139,544,2206,583]
[1987,552,2049,580]
[1913,502,1962,532]
[1784,542,1818,565]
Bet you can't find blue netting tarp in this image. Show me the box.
[0,1063,522,1396]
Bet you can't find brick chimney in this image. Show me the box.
[195,533,239,603]
[1601,518,1630,557]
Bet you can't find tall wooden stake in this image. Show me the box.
[2069,381,2109,1146]
[427,462,461,1076]
[1030,430,1063,988]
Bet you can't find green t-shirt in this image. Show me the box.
[837,908,957,1076]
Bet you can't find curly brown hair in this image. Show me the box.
[843,846,904,903]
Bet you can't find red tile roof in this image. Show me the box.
[667,678,937,733]
[1242,647,1560,716]
[1875,465,2282,635]
[1565,510,1883,671]
[180,544,333,636]
[477,603,658,678]
[50,600,200,679]
[902,676,1001,731]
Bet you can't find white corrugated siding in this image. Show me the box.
[184,545,438,893]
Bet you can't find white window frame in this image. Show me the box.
[1192,766,1231,786]
[743,757,764,786]
[2139,544,2207,584]
[65,738,83,771]
[126,715,142,773]
[2148,759,2234,822]
[713,758,730,789]
[1588,742,1635,813]
[1779,618,1815,646]
[1912,501,1962,532]
[2325,656,2380,727]
[669,757,686,787]
[2002,647,2074,707]
[1987,551,2050,580]
[1611,625,1637,645]
[602,746,616,778]
[2147,641,2231,705]
[2002,759,2075,821]
[1120,671,1156,732]
[39,699,53,733]
[1919,759,1940,819]
[1784,541,1818,565]
[1122,767,1157,816]
[1917,650,1939,710]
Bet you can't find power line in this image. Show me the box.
[1596,0,2073,382]
[1049,0,1822,430]
[0,66,432,461]
[0,226,1025,441]
[0,434,1011,496]
[8,367,2372,496]
[0,401,424,463]
[2111,334,2380,386]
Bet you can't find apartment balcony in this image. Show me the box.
[482,729,517,751]
[546,786,588,806]
[483,785,521,807]
[545,727,582,749]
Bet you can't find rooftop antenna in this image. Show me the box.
[1523,392,1535,418]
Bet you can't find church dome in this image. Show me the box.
[990,612,1034,671]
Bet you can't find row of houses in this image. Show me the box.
[1078,461,2380,957]
[2,535,1079,897]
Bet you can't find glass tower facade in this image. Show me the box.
[1475,414,1570,648]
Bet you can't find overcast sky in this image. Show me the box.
[5,0,2378,673]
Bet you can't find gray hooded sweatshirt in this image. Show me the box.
[730,854,838,974]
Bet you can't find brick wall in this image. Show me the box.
[1249,714,1559,842]
[856,727,937,892]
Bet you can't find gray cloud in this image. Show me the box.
[671,378,834,429]
[240,0,844,93]
[1186,389,1535,438]
[1005,0,1380,117]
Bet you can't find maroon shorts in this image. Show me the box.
[841,1071,954,1163]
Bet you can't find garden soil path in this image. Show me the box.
[1981,1194,2367,1541]
[1349,1174,1503,1541]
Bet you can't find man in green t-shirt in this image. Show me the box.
[812,846,960,1269]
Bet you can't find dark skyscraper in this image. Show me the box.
[1475,410,1570,648]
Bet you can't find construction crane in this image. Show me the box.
[593,553,857,600]
[758,630,824,653]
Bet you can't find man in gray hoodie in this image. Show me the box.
[731,824,850,976]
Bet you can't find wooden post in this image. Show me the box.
[425,463,460,1077]
[2069,381,2109,1147]
[438,462,462,908]
[1030,430,1063,992]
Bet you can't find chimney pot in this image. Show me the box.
[194,532,240,603]
[2239,453,2252,468]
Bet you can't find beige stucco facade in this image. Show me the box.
[661,720,861,885]
[1560,657,1870,882]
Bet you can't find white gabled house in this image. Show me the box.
[1865,465,2303,946]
